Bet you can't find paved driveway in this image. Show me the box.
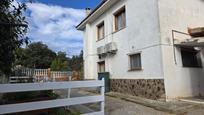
[54,89,204,115]
[105,96,173,115]
[56,89,172,115]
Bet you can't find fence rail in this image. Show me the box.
[0,80,105,115]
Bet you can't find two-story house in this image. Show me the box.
[77,0,204,100]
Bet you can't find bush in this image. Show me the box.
[1,90,58,104]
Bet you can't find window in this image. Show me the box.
[114,6,126,31]
[181,48,202,68]
[97,21,105,40]
[98,61,105,73]
[129,53,142,70]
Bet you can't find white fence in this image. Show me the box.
[10,68,72,83]
[51,71,71,81]
[9,76,34,83]
[21,68,73,78]
[0,79,105,115]
[33,69,49,77]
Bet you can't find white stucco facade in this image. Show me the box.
[83,0,163,80]
[158,0,204,99]
[77,0,204,99]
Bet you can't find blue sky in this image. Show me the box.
[32,0,101,9]
[23,0,101,57]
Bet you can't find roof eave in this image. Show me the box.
[76,0,120,31]
[76,0,108,31]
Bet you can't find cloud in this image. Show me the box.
[26,2,85,56]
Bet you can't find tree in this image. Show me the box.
[15,48,27,66]
[17,42,56,69]
[69,50,83,71]
[51,52,69,71]
[50,59,69,71]
[0,0,28,75]
[68,50,84,79]
[56,51,67,62]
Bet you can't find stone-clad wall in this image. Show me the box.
[110,79,165,100]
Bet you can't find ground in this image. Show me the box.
[105,96,204,115]
[105,96,173,115]
[55,89,204,115]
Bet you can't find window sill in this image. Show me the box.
[113,27,126,34]
[128,68,143,72]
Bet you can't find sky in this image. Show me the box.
[22,0,101,57]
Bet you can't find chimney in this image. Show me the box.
[85,8,92,16]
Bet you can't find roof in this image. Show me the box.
[76,0,108,30]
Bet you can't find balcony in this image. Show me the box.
[173,28,204,47]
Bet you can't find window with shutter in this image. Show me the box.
[129,53,142,71]
[97,21,105,40]
[114,6,126,31]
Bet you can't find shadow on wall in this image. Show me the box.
[199,48,204,96]
[176,47,204,98]
[188,48,204,97]
[188,68,204,97]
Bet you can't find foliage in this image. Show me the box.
[57,51,68,62]
[15,48,27,67]
[68,50,83,79]
[50,108,69,115]
[2,90,58,104]
[69,50,83,71]
[0,0,29,76]
[15,42,84,75]
[50,50,83,72]
[16,42,56,69]
[50,108,80,115]
[69,111,81,115]
[51,59,68,71]
[80,65,84,79]
[51,51,69,71]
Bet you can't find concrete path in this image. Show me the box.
[180,97,204,104]
[54,89,204,115]
[106,92,204,115]
[68,91,174,115]
[105,96,173,115]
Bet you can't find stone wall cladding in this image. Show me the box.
[110,79,165,100]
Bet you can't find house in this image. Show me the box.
[77,0,204,100]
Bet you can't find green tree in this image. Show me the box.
[0,0,29,75]
[15,48,27,66]
[69,50,83,71]
[17,42,56,69]
[51,52,69,71]
[68,50,84,79]
[57,51,67,62]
